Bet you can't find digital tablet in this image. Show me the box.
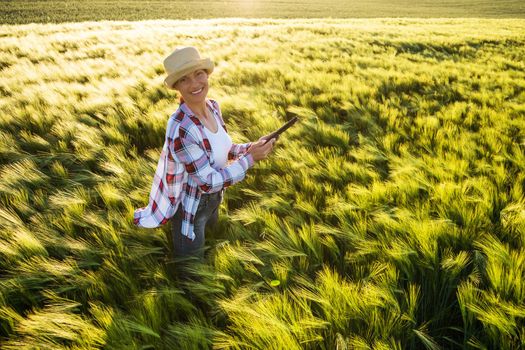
[263,116,298,145]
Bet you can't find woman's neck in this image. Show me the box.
[185,99,208,119]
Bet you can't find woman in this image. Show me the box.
[133,46,276,259]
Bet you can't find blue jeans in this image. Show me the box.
[170,190,222,259]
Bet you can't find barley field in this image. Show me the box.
[2,0,525,24]
[1,18,525,349]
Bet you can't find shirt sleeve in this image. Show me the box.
[133,140,177,228]
[228,141,253,160]
[170,124,255,193]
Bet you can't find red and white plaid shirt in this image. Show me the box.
[133,98,254,240]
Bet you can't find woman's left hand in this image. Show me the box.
[247,134,279,154]
[258,134,279,144]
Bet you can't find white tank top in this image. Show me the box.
[203,109,233,170]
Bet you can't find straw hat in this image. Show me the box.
[163,47,214,89]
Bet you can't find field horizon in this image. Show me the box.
[2,0,525,24]
[1,16,525,349]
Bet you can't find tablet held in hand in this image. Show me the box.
[263,116,298,145]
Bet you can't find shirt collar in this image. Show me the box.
[179,99,213,119]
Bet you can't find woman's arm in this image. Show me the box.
[170,125,255,193]
[229,133,279,160]
[228,141,253,160]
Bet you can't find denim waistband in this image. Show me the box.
[200,190,222,197]
[198,190,223,208]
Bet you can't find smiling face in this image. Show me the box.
[173,68,209,104]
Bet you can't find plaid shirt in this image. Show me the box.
[133,98,254,240]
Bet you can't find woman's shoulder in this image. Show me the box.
[166,108,200,140]
[207,98,226,127]
[167,108,187,128]
[207,98,221,111]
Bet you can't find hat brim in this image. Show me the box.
[164,58,214,89]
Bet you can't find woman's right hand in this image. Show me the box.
[246,138,276,162]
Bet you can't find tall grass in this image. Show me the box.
[0,18,524,349]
